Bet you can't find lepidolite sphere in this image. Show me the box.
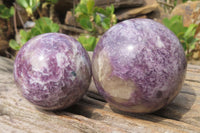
[92,19,187,113]
[14,33,92,110]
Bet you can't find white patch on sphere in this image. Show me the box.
[156,36,165,48]
[56,53,69,67]
[96,50,137,100]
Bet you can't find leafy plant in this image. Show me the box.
[16,0,40,19]
[163,15,199,57]
[0,5,14,19]
[75,0,117,51]
[9,17,59,50]
[0,5,15,38]
[78,35,99,51]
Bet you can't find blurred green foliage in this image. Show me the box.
[8,0,59,51]
[16,0,40,18]
[9,17,59,50]
[75,0,117,51]
[0,5,14,19]
[163,15,199,57]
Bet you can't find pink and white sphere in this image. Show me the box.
[14,33,92,110]
[92,19,187,113]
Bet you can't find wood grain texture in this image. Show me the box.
[0,56,200,133]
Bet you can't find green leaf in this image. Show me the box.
[16,0,28,8]
[110,5,115,14]
[9,39,21,50]
[163,15,187,36]
[87,0,94,14]
[32,17,59,35]
[9,17,59,51]
[78,4,88,15]
[163,18,171,28]
[181,41,187,51]
[94,5,115,17]
[184,24,197,39]
[50,23,60,32]
[95,14,101,25]
[105,5,115,15]
[0,5,14,19]
[80,0,87,4]
[190,42,196,50]
[16,0,40,15]
[9,7,15,16]
[78,15,93,31]
[75,0,116,39]
[31,27,41,36]
[31,0,40,11]
[94,7,106,16]
[102,18,110,30]
[186,36,197,45]
[78,35,97,51]
[22,18,59,48]
[20,30,32,45]
[170,15,181,22]
[162,15,199,54]
[0,5,5,10]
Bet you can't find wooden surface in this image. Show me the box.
[0,56,200,133]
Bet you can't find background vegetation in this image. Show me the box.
[0,0,199,61]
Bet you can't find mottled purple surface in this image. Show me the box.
[14,33,92,110]
[92,19,187,113]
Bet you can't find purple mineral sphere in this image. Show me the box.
[14,33,92,110]
[92,19,187,113]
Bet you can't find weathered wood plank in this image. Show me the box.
[87,65,200,128]
[153,64,200,127]
[67,96,200,133]
[0,56,200,133]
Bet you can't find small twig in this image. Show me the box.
[13,4,18,35]
[59,24,86,33]
[37,8,43,18]
[49,4,54,20]
[73,0,78,9]
[17,11,24,28]
[14,3,25,28]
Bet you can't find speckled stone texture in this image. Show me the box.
[14,33,92,110]
[92,19,187,113]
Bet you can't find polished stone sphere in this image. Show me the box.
[92,19,187,113]
[14,33,92,110]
